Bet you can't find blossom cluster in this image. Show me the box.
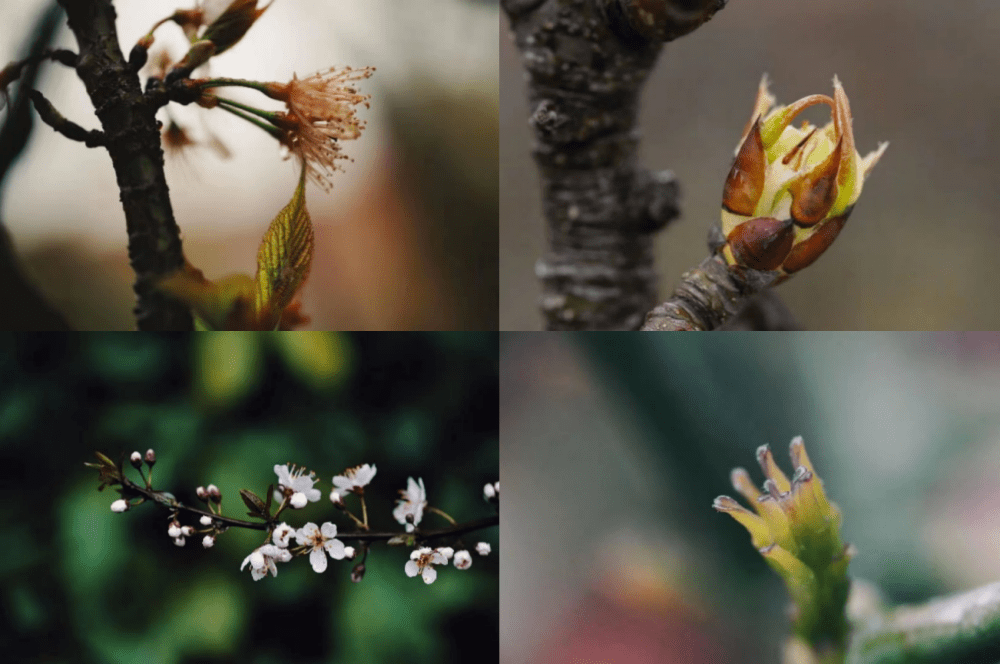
[94,449,497,585]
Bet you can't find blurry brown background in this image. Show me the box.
[1,0,497,330]
[501,1,1000,330]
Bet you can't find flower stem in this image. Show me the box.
[198,77,274,95]
[214,98,283,139]
[427,506,457,526]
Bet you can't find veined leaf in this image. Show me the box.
[253,166,313,330]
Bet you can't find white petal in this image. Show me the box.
[304,487,321,502]
[251,566,266,581]
[249,551,265,570]
[422,567,437,584]
[290,492,308,509]
[321,522,338,538]
[404,560,420,577]
[310,548,328,573]
[325,538,346,560]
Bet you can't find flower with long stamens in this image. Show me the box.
[263,66,373,190]
[713,437,853,656]
[714,76,887,280]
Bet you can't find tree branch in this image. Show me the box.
[28,89,105,146]
[0,1,73,331]
[56,0,193,330]
[640,252,781,330]
[119,473,498,543]
[503,0,727,330]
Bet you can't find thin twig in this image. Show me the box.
[28,90,105,147]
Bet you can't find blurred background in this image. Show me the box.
[0,332,498,663]
[501,333,1000,663]
[501,0,1000,330]
[1,0,497,330]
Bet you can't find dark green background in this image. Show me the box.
[0,332,498,664]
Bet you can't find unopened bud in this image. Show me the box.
[202,535,215,549]
[343,546,356,560]
[330,490,343,507]
[110,499,129,513]
[717,76,887,282]
[453,550,472,570]
[168,523,182,538]
[207,484,221,502]
[196,486,208,501]
[475,542,491,556]
[483,483,495,500]
[290,492,308,509]
[201,0,273,56]
[130,451,143,469]
[181,525,194,537]
[351,563,366,583]
[144,449,156,465]
[200,515,213,526]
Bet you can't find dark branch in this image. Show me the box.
[640,253,780,331]
[120,474,498,543]
[0,1,73,331]
[29,89,105,147]
[56,0,193,330]
[504,0,727,330]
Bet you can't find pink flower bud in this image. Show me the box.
[145,449,156,465]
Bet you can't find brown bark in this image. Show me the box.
[57,0,192,330]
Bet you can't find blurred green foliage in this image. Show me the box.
[0,332,498,664]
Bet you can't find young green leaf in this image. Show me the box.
[240,489,268,519]
[253,166,313,330]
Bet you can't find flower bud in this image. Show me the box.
[168,522,182,538]
[200,0,273,56]
[717,76,887,281]
[196,486,208,501]
[290,492,308,509]
[203,535,216,549]
[200,515,213,526]
[181,525,194,537]
[483,483,496,500]
[110,499,129,513]
[475,542,491,556]
[144,449,156,465]
[343,546,356,560]
[351,563,366,583]
[130,451,142,468]
[329,490,343,507]
[453,550,472,570]
[207,484,221,502]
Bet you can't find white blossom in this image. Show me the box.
[202,535,215,549]
[332,464,377,495]
[181,525,194,537]
[273,463,321,508]
[272,522,294,548]
[241,544,291,581]
[475,542,491,556]
[453,550,472,570]
[405,547,447,584]
[483,482,496,500]
[110,499,129,513]
[168,523,183,538]
[174,536,186,547]
[200,515,213,526]
[295,522,346,573]
[392,477,427,533]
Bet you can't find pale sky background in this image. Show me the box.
[1,0,495,246]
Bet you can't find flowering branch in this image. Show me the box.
[88,450,499,584]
